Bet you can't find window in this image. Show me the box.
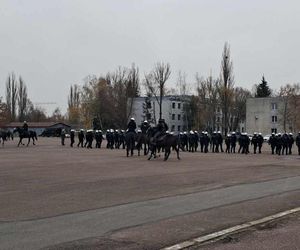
[178,114,181,120]
[272,116,277,123]
[172,114,175,120]
[217,107,220,112]
[271,103,278,110]
[146,113,151,120]
[217,117,220,122]
[177,125,181,132]
[271,128,277,134]
[172,102,175,109]
[171,125,175,131]
[178,103,181,109]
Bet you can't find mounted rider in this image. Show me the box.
[127,117,137,133]
[141,120,150,134]
[153,118,169,144]
[23,121,28,132]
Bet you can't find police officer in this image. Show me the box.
[225,134,231,153]
[217,131,223,152]
[199,131,205,153]
[276,133,282,155]
[251,132,258,154]
[296,132,300,155]
[23,121,28,132]
[257,132,264,153]
[141,120,150,134]
[61,128,66,146]
[153,118,168,144]
[127,117,137,133]
[85,129,94,149]
[230,132,237,153]
[70,129,75,147]
[120,130,125,149]
[281,133,289,155]
[288,133,294,155]
[268,133,276,154]
[203,131,210,153]
[77,129,85,148]
[211,131,218,153]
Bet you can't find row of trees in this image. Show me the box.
[1,72,64,123]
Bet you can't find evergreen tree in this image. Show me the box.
[255,76,272,97]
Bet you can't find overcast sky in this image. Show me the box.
[1,0,300,114]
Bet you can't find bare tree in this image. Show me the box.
[219,42,234,134]
[278,83,300,132]
[6,73,18,121]
[68,84,81,124]
[18,76,28,122]
[144,62,171,121]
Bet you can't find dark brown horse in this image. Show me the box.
[13,127,37,147]
[148,133,181,161]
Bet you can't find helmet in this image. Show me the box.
[143,120,148,123]
[227,134,231,137]
[272,132,275,135]
[204,131,208,135]
[217,131,221,134]
[289,133,293,135]
[80,129,84,131]
[137,129,141,133]
[258,132,262,135]
[194,131,198,133]
[254,132,257,135]
[166,130,170,134]
[232,131,236,134]
[110,129,114,133]
[107,129,110,132]
[24,121,27,123]
[130,117,135,121]
[99,130,102,133]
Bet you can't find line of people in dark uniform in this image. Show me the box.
[180,130,300,155]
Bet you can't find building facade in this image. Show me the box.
[245,97,299,135]
[130,96,187,133]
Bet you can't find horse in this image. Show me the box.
[13,127,37,147]
[136,132,149,156]
[148,131,181,161]
[0,130,13,146]
[124,131,136,157]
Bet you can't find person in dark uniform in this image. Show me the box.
[141,120,150,134]
[276,133,282,155]
[199,131,205,153]
[120,130,125,149]
[127,117,137,133]
[296,132,300,155]
[153,118,168,144]
[203,131,210,153]
[225,134,231,153]
[23,121,28,132]
[61,129,66,146]
[268,133,276,154]
[251,132,258,154]
[281,133,289,155]
[257,132,264,153]
[230,132,237,153]
[77,129,85,148]
[217,131,223,152]
[288,133,294,155]
[70,129,75,147]
[211,131,218,153]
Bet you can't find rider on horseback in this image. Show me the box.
[153,118,169,145]
[141,120,150,134]
[127,117,137,133]
[23,121,28,132]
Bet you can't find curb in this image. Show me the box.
[161,207,300,250]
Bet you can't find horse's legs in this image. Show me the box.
[18,138,22,147]
[176,145,181,160]
[164,147,170,161]
[32,137,35,145]
[27,137,30,146]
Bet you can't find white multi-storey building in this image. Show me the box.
[130,96,187,133]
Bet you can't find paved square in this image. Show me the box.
[0,138,299,249]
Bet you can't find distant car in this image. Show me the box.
[264,134,271,142]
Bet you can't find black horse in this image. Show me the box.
[136,132,149,156]
[0,130,13,146]
[124,131,136,157]
[13,127,37,147]
[147,129,181,161]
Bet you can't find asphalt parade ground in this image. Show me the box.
[0,137,299,249]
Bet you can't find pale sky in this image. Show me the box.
[1,0,300,114]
